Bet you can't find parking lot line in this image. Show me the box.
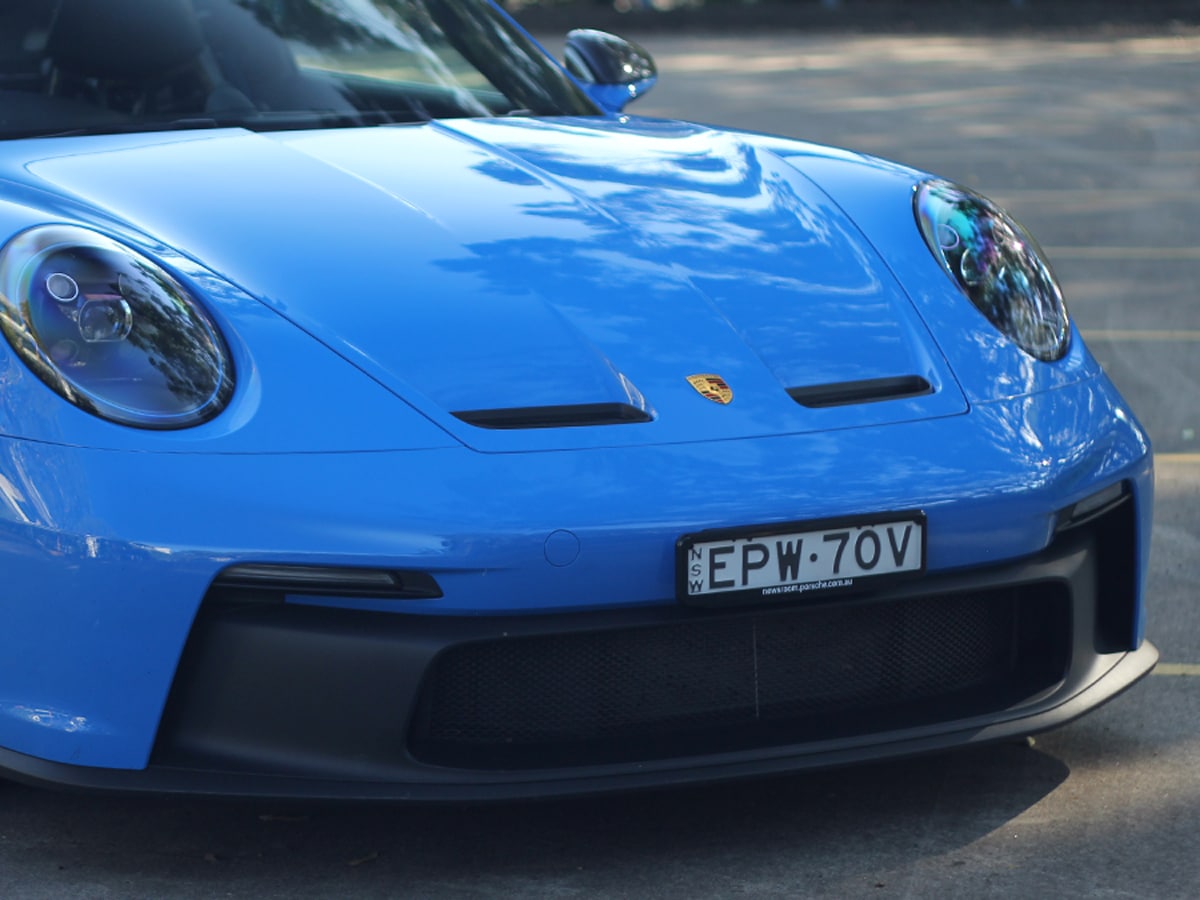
[1081,330,1200,341]
[1047,247,1200,260]
[1153,664,1200,676]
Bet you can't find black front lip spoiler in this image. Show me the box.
[0,641,1158,802]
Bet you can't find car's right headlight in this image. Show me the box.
[915,179,1070,362]
[0,224,235,428]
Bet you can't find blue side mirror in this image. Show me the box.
[563,29,657,114]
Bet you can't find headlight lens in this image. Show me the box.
[915,179,1069,362]
[0,225,234,428]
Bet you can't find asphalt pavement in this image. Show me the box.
[2,19,1198,900]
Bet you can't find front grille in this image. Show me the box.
[410,584,1070,769]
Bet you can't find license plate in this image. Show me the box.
[677,512,926,606]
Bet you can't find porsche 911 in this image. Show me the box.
[0,0,1156,799]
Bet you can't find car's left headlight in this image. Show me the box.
[915,179,1070,362]
[0,225,235,428]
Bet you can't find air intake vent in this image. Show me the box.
[788,375,933,409]
[453,402,653,430]
[410,583,1070,769]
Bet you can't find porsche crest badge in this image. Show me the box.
[687,374,733,405]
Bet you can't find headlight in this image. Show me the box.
[915,179,1069,362]
[0,225,234,428]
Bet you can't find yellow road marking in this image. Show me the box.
[1157,454,1200,464]
[997,189,1200,200]
[1046,247,1200,261]
[1082,330,1200,341]
[1154,664,1200,677]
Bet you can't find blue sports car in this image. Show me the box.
[0,0,1156,800]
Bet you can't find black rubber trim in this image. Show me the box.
[788,375,933,408]
[452,402,653,429]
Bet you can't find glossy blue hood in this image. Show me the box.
[22,116,966,450]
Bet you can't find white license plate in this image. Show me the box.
[677,512,925,606]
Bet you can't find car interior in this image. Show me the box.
[0,0,525,139]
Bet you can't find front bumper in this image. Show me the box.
[0,371,1154,794]
[0,497,1158,800]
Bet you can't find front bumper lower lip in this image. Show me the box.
[0,641,1158,801]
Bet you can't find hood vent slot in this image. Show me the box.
[788,376,933,409]
[453,402,653,430]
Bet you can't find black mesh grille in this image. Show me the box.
[410,584,1070,769]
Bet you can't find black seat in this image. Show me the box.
[44,0,354,119]
[47,0,205,81]
[194,0,356,115]
[45,0,211,115]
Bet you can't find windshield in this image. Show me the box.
[0,0,597,139]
